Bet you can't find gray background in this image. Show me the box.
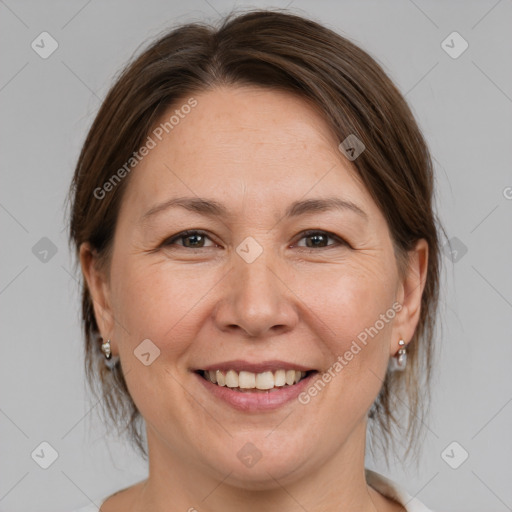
[1,0,511,511]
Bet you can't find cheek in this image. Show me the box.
[293,264,397,433]
[300,259,397,351]
[110,256,222,355]
[108,258,212,429]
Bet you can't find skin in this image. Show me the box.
[81,85,428,512]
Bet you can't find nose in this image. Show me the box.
[213,247,299,339]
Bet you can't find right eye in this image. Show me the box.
[162,230,218,249]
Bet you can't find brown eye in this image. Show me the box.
[295,230,346,249]
[163,230,216,249]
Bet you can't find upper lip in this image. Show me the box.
[197,360,315,373]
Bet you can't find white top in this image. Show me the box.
[70,469,435,511]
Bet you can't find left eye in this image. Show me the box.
[294,230,343,249]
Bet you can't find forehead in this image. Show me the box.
[120,86,373,219]
[174,85,336,149]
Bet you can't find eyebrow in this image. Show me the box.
[140,196,368,223]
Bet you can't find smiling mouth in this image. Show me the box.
[197,369,317,392]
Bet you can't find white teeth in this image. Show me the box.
[274,369,286,387]
[216,370,225,386]
[256,371,274,390]
[238,371,256,389]
[225,370,239,388]
[202,369,309,390]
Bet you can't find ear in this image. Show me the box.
[79,242,117,355]
[391,239,429,355]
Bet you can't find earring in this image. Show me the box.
[394,339,407,371]
[101,339,112,360]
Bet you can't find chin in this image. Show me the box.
[202,439,312,490]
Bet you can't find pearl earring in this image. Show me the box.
[395,339,407,370]
[101,339,112,360]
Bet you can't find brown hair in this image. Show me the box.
[68,9,441,464]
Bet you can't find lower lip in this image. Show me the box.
[195,372,317,412]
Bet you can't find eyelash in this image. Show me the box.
[161,229,348,251]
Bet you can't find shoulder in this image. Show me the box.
[365,468,437,512]
[70,480,146,512]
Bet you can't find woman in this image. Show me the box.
[69,9,440,512]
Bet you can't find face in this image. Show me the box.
[83,86,426,489]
